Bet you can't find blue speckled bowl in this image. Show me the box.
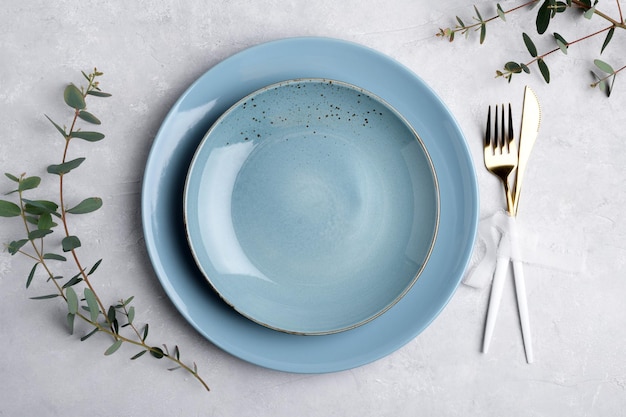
[184,79,439,335]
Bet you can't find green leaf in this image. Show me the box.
[37,212,53,230]
[523,33,538,57]
[66,197,103,214]
[5,173,19,182]
[122,296,134,306]
[78,111,101,125]
[594,59,615,74]
[456,16,465,27]
[23,200,59,216]
[84,288,100,322]
[18,176,40,192]
[479,23,486,44]
[8,239,29,255]
[173,345,180,360]
[521,63,531,74]
[30,294,60,300]
[474,5,484,21]
[504,61,523,73]
[107,305,117,323]
[47,157,86,176]
[584,6,595,19]
[26,263,38,288]
[127,306,135,324]
[45,115,68,138]
[538,58,551,83]
[0,200,21,217]
[64,84,86,110]
[66,287,79,314]
[87,259,102,275]
[43,253,67,261]
[67,313,75,335]
[149,346,165,359]
[104,340,123,356]
[536,0,551,34]
[142,323,149,342]
[601,28,615,54]
[62,274,83,289]
[62,235,81,252]
[86,90,112,98]
[28,229,53,240]
[130,350,147,360]
[554,33,568,54]
[497,3,506,21]
[71,131,105,142]
[80,327,99,341]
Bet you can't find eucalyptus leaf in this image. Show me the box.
[86,90,112,98]
[0,200,21,217]
[456,16,465,27]
[479,23,486,44]
[538,58,551,83]
[66,197,102,214]
[47,157,86,176]
[536,0,551,34]
[71,131,105,142]
[80,327,99,341]
[523,33,538,57]
[473,5,484,21]
[8,239,29,255]
[601,27,614,54]
[67,312,76,335]
[43,253,67,261]
[5,173,19,182]
[104,340,123,356]
[504,61,523,73]
[62,275,83,289]
[150,346,165,359]
[497,3,506,21]
[594,59,615,74]
[64,84,86,110]
[521,63,531,74]
[78,110,101,125]
[142,323,149,342]
[37,212,53,230]
[28,229,53,240]
[18,176,40,192]
[23,199,59,216]
[584,6,595,19]
[84,288,100,322]
[127,306,135,324]
[26,263,39,288]
[62,235,81,252]
[45,115,68,138]
[66,286,79,314]
[87,259,103,275]
[30,294,60,300]
[554,33,568,54]
[130,350,147,360]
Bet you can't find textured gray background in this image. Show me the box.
[1,1,625,416]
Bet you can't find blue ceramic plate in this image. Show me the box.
[183,78,439,335]
[142,37,478,373]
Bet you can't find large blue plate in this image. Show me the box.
[141,37,478,373]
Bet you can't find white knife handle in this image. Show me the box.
[482,253,509,354]
[508,217,534,363]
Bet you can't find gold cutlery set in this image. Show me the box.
[481,86,541,363]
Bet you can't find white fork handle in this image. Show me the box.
[482,248,509,354]
[508,217,534,363]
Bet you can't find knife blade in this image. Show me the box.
[513,86,541,216]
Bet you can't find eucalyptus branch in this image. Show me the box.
[438,0,626,96]
[0,69,210,392]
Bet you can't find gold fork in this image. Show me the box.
[483,104,517,214]
[482,103,533,363]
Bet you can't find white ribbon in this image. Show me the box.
[463,210,586,289]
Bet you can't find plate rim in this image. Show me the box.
[141,36,479,373]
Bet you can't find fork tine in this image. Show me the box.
[508,103,514,143]
[500,104,506,151]
[485,105,491,148]
[494,105,499,152]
